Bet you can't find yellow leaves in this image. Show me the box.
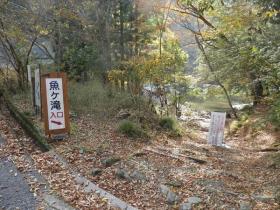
[108,69,124,81]
[264,10,279,18]
[108,54,175,85]
[252,46,258,53]
[34,25,50,36]
[206,2,263,37]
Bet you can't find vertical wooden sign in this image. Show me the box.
[27,65,32,86]
[208,112,226,146]
[34,69,41,115]
[41,72,70,137]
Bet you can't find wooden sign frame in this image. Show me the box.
[41,72,70,137]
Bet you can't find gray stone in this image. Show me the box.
[159,184,170,196]
[197,179,224,194]
[117,109,131,119]
[101,157,121,167]
[116,169,130,180]
[188,196,202,205]
[197,179,224,188]
[165,180,183,188]
[130,171,147,181]
[43,194,75,210]
[91,168,102,176]
[166,191,179,205]
[239,201,252,210]
[179,203,192,210]
[252,194,275,202]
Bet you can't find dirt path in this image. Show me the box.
[49,114,280,209]
[2,95,279,209]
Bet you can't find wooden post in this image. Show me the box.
[34,68,41,116]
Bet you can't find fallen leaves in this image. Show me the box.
[0,109,114,210]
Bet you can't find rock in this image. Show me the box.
[165,180,183,188]
[179,203,192,210]
[220,205,236,210]
[116,109,131,119]
[252,194,275,202]
[159,184,170,196]
[101,157,121,167]
[275,188,280,203]
[132,151,147,157]
[116,168,130,180]
[166,191,179,205]
[130,171,147,181]
[188,196,202,205]
[239,201,252,210]
[196,179,224,194]
[91,168,102,176]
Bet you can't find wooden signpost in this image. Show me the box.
[34,68,41,115]
[41,72,70,137]
[208,112,226,146]
[27,65,32,86]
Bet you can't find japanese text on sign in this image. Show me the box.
[46,78,65,130]
[208,112,226,146]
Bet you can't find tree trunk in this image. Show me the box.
[119,0,125,91]
[195,35,238,118]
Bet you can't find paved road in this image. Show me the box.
[0,159,37,210]
[0,136,37,210]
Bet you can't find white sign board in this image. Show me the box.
[27,65,32,85]
[34,69,41,108]
[208,112,226,146]
[46,78,66,130]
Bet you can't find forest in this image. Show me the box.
[0,0,279,210]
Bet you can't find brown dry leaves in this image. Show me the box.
[0,112,111,210]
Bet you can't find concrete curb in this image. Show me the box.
[48,150,138,210]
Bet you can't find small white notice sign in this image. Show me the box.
[46,78,65,130]
[27,65,32,85]
[34,69,41,108]
[208,112,226,146]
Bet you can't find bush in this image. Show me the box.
[159,117,176,130]
[269,98,280,126]
[118,120,147,138]
[159,117,182,137]
[69,80,133,118]
[69,80,153,120]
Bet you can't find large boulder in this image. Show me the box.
[115,168,130,180]
[116,109,131,119]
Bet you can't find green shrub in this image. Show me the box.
[118,120,147,138]
[159,117,176,130]
[159,117,182,137]
[69,80,152,119]
[269,98,280,126]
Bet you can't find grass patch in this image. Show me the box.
[4,92,50,152]
[190,100,230,112]
[118,120,148,138]
[159,117,176,130]
[269,97,280,127]
[69,80,154,120]
[159,117,182,137]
